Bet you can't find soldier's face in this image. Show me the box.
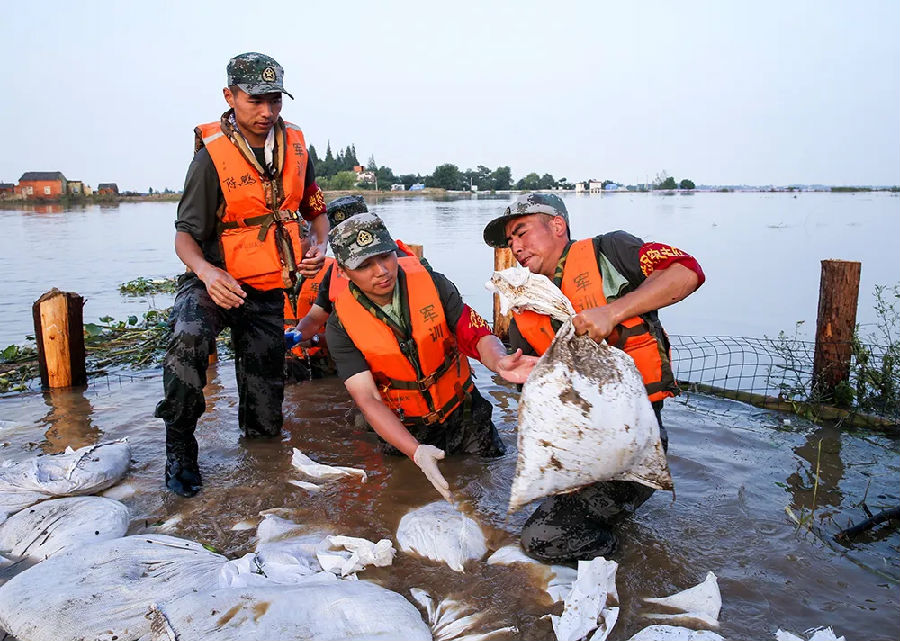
[504,214,568,278]
[224,88,282,144]
[344,252,398,304]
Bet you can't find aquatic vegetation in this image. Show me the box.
[117,276,177,296]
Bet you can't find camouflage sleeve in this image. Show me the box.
[299,157,326,221]
[174,147,220,242]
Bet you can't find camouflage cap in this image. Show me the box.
[329,212,398,270]
[482,192,569,248]
[227,52,294,99]
[326,195,369,228]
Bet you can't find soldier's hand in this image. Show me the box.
[572,307,618,343]
[298,245,325,278]
[496,348,539,384]
[413,445,452,502]
[198,265,246,309]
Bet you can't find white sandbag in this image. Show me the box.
[627,626,725,641]
[396,501,488,572]
[0,496,129,561]
[317,535,395,577]
[487,544,578,603]
[255,512,307,544]
[0,534,225,641]
[551,556,619,641]
[291,448,367,482]
[776,628,846,641]
[0,440,131,522]
[410,588,518,641]
[148,580,432,641]
[643,571,722,628]
[487,267,671,513]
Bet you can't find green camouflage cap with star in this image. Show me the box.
[482,192,569,248]
[329,212,398,269]
[326,195,369,228]
[227,52,294,99]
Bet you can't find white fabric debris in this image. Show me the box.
[486,544,577,603]
[0,534,226,641]
[288,479,322,492]
[0,440,131,523]
[0,496,129,561]
[776,628,846,641]
[396,501,488,572]
[147,580,432,641]
[291,448,367,482]
[230,518,256,531]
[410,588,518,641]
[101,481,137,500]
[316,535,395,577]
[551,556,619,641]
[626,626,725,641]
[643,571,722,628]
[255,512,307,544]
[487,268,672,513]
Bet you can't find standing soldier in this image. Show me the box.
[482,193,705,561]
[155,52,329,497]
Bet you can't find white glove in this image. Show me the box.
[413,444,452,502]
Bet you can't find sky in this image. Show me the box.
[1,1,898,192]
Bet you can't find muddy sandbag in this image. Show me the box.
[148,578,432,641]
[0,496,129,561]
[396,502,488,572]
[487,267,672,513]
[0,440,131,523]
[626,626,724,641]
[0,534,225,641]
[410,588,518,641]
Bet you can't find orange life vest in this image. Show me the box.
[196,120,308,291]
[284,256,334,359]
[334,256,474,426]
[513,239,676,402]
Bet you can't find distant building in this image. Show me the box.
[67,180,85,196]
[588,180,603,193]
[16,171,68,199]
[390,184,406,191]
[0,183,14,195]
[604,183,618,191]
[574,182,587,193]
[97,183,119,195]
[409,183,425,191]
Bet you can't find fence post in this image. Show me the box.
[32,289,87,389]
[406,243,424,259]
[492,247,517,341]
[813,259,861,400]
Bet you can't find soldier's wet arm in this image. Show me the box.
[344,371,419,459]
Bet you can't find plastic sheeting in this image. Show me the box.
[551,556,620,641]
[0,440,131,524]
[626,626,725,641]
[643,572,722,628]
[0,495,129,561]
[396,501,488,572]
[776,628,846,641]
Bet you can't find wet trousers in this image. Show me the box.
[520,401,668,563]
[154,274,285,457]
[382,386,506,458]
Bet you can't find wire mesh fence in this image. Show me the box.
[669,334,899,427]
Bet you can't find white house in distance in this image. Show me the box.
[588,180,603,193]
[574,182,587,193]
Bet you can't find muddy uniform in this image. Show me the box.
[155,118,325,460]
[326,266,505,458]
[509,231,703,562]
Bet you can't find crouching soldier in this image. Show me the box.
[325,213,537,500]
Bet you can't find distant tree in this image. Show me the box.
[366,155,377,172]
[375,165,397,190]
[322,170,358,191]
[679,178,695,190]
[396,173,420,189]
[148,187,153,195]
[538,174,556,189]
[320,142,335,177]
[428,164,465,190]
[489,166,512,191]
[658,176,677,190]
[308,144,320,166]
[516,173,542,190]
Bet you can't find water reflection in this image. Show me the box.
[40,387,100,453]
[786,424,845,516]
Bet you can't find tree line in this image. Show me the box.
[309,142,694,192]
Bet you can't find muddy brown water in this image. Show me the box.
[0,359,897,640]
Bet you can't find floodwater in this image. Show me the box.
[1,193,899,639]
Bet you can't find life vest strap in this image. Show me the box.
[403,379,474,426]
[220,209,303,241]
[379,351,463,393]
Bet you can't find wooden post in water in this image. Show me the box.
[493,247,517,341]
[406,243,424,259]
[32,289,87,389]
[208,338,218,365]
[813,259,861,400]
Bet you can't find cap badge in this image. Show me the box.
[262,66,276,83]
[356,230,374,247]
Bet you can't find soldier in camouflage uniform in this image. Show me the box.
[325,214,537,502]
[155,53,328,497]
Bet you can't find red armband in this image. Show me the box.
[454,305,492,359]
[638,242,706,288]
[299,183,327,221]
